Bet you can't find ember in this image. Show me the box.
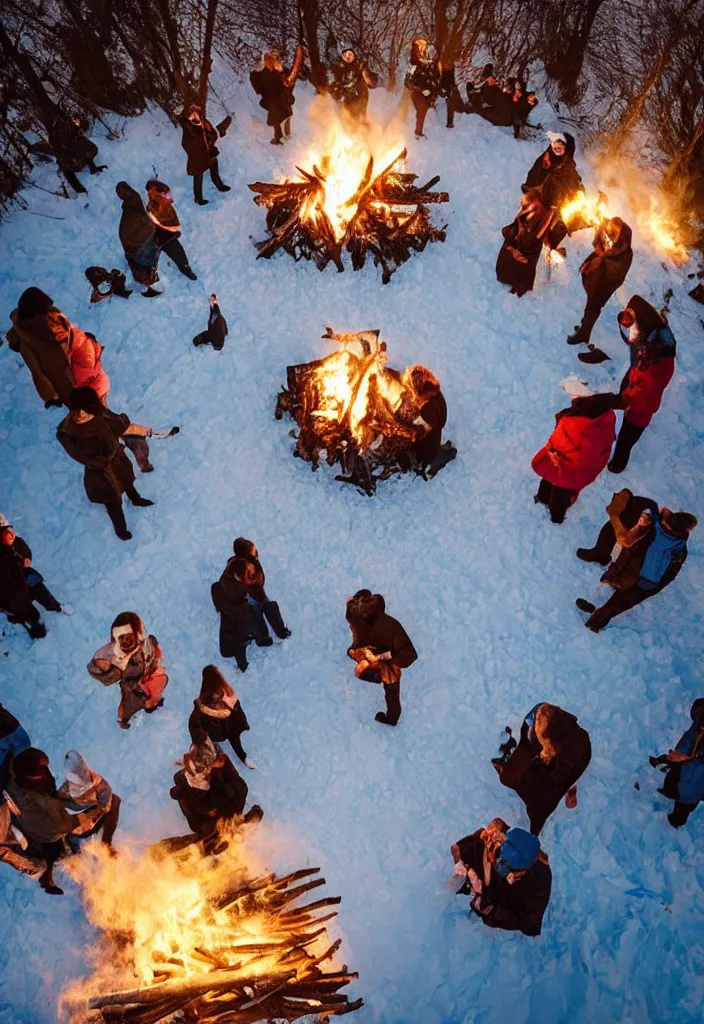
[61,838,362,1024]
[249,125,448,282]
[275,328,456,494]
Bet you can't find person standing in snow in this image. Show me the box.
[521,132,583,251]
[0,704,31,790]
[57,750,120,848]
[575,488,697,632]
[145,179,197,280]
[606,296,676,474]
[0,518,63,639]
[532,381,617,524]
[399,365,455,477]
[232,537,291,641]
[567,218,633,347]
[496,189,553,296]
[0,798,45,881]
[87,611,168,729]
[193,294,228,350]
[188,665,256,770]
[170,738,262,854]
[178,106,231,206]
[405,39,441,139]
[449,818,551,936]
[5,747,104,895]
[493,703,592,835]
[346,590,417,726]
[650,699,704,828]
[439,62,465,129]
[250,46,304,144]
[211,555,273,672]
[116,182,163,297]
[56,387,154,541]
[329,47,378,124]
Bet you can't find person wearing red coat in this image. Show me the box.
[532,383,617,523]
[608,296,676,473]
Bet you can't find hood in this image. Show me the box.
[605,217,632,257]
[359,593,385,623]
[625,295,664,335]
[536,704,579,742]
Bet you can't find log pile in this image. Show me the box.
[249,149,448,283]
[74,867,362,1024]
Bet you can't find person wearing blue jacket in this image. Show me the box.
[650,699,704,828]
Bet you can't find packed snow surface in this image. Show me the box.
[1,81,703,1024]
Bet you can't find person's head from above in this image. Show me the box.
[17,286,54,320]
[414,39,428,59]
[495,827,540,881]
[69,386,102,420]
[183,738,219,784]
[264,50,283,72]
[13,747,52,783]
[200,664,230,702]
[533,703,565,763]
[111,611,144,653]
[228,557,249,582]
[550,136,566,157]
[233,537,258,560]
[659,509,697,538]
[423,43,437,62]
[404,364,440,400]
[341,48,356,64]
[0,522,16,546]
[146,179,172,201]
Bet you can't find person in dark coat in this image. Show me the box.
[232,537,291,641]
[496,190,553,296]
[56,387,153,541]
[145,179,197,280]
[650,699,704,828]
[0,519,62,638]
[400,365,454,476]
[405,40,441,138]
[211,557,272,672]
[170,738,262,853]
[5,748,103,894]
[329,48,378,123]
[116,182,162,297]
[532,382,617,524]
[178,106,231,205]
[449,818,551,936]
[87,611,168,728]
[607,296,676,473]
[439,63,466,128]
[193,294,228,350]
[521,132,583,250]
[477,79,515,128]
[494,703,592,834]
[567,218,633,346]
[0,704,31,792]
[346,590,417,726]
[575,488,697,632]
[464,63,495,112]
[512,86,539,139]
[189,665,255,769]
[250,46,303,144]
[44,117,107,194]
[6,287,75,407]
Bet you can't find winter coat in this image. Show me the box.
[57,409,135,504]
[330,60,375,113]
[496,196,552,292]
[348,594,417,671]
[618,298,676,428]
[212,561,261,655]
[499,705,591,830]
[415,391,447,466]
[531,395,616,494]
[48,120,99,172]
[6,307,75,404]
[170,756,248,836]
[241,556,267,604]
[146,190,181,240]
[207,302,228,349]
[88,632,167,721]
[5,765,99,844]
[251,67,296,124]
[456,830,552,936]
[580,219,633,310]
[601,506,687,593]
[178,115,219,176]
[189,697,249,748]
[406,61,441,102]
[0,542,34,620]
[671,703,704,804]
[522,146,583,211]
[480,87,514,127]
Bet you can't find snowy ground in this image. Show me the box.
[1,80,703,1024]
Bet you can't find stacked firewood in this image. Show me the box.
[249,150,448,283]
[76,868,362,1024]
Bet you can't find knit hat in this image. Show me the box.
[497,828,539,875]
[17,287,53,320]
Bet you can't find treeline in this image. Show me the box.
[0,0,702,242]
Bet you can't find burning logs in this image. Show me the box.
[249,144,448,283]
[276,329,456,495]
[62,844,362,1024]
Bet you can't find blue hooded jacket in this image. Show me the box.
[674,723,704,804]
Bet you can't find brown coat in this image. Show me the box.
[56,409,135,504]
[348,594,417,670]
[6,308,74,404]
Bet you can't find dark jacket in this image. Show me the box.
[6,306,75,404]
[5,759,99,844]
[211,560,261,655]
[618,296,676,429]
[415,391,447,466]
[170,756,248,836]
[250,67,296,125]
[580,219,633,310]
[496,196,552,293]
[0,541,33,619]
[348,594,417,670]
[178,115,219,176]
[499,705,592,832]
[0,706,31,792]
[456,830,552,936]
[670,700,704,805]
[406,61,441,102]
[330,60,375,113]
[57,409,135,504]
[522,142,583,210]
[480,87,514,127]
[188,698,249,748]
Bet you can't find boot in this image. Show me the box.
[125,486,154,507]
[26,620,47,640]
[263,601,291,639]
[142,287,161,298]
[180,265,198,280]
[576,547,610,565]
[576,598,596,613]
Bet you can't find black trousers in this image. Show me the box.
[193,159,226,201]
[161,237,190,271]
[662,764,698,826]
[572,304,603,344]
[105,499,128,536]
[586,584,653,631]
[359,668,402,725]
[536,478,576,524]
[29,580,61,612]
[610,418,645,472]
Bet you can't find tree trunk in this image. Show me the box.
[198,0,219,113]
[298,0,326,91]
[545,0,608,105]
[435,0,448,58]
[608,43,672,153]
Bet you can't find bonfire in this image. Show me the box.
[249,124,449,282]
[275,328,453,495]
[61,836,362,1024]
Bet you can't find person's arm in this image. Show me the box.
[393,624,417,668]
[477,888,546,935]
[14,537,32,563]
[284,44,304,88]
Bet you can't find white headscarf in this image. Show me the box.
[64,750,97,799]
[560,376,593,398]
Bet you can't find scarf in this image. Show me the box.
[196,689,238,719]
[639,519,684,586]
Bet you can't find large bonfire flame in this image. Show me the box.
[249,120,449,282]
[60,836,362,1023]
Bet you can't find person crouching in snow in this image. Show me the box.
[170,738,262,855]
[57,750,120,849]
[449,818,551,936]
[193,294,228,350]
[211,556,272,672]
[87,611,168,729]
[575,488,697,632]
[145,179,197,280]
[5,748,104,895]
[346,590,417,726]
[189,665,256,770]
[650,699,704,829]
[233,537,291,641]
[494,703,591,835]
[567,217,633,348]
[532,379,617,524]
